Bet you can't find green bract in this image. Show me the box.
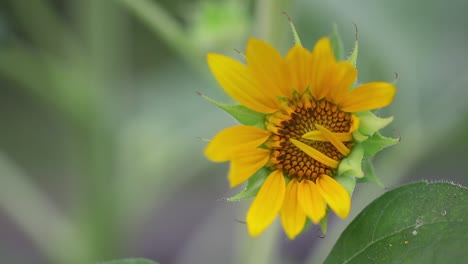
[226,167,270,201]
[356,111,394,136]
[337,144,365,178]
[201,94,266,129]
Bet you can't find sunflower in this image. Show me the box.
[204,37,396,239]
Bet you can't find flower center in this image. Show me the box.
[265,92,353,180]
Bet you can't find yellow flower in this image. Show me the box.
[204,37,396,239]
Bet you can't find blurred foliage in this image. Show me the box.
[0,0,467,263]
[100,259,159,264]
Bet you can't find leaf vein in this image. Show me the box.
[341,220,464,264]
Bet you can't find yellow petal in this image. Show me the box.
[286,45,311,95]
[280,179,307,239]
[205,125,270,162]
[349,115,360,133]
[309,37,336,100]
[302,130,352,142]
[289,138,339,168]
[297,180,326,223]
[338,82,396,112]
[315,174,351,218]
[246,38,291,98]
[323,62,357,103]
[207,53,278,113]
[315,124,350,156]
[246,170,286,237]
[228,148,270,187]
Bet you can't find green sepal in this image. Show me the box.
[356,111,394,136]
[226,167,271,201]
[361,132,399,157]
[319,211,329,235]
[287,15,302,47]
[301,212,328,236]
[301,217,313,236]
[320,172,357,237]
[337,144,364,178]
[352,130,368,143]
[347,37,359,67]
[320,174,356,236]
[201,94,266,128]
[334,171,357,195]
[303,173,356,237]
[357,158,384,187]
[330,24,344,60]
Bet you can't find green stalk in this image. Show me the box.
[70,0,127,261]
[75,115,118,262]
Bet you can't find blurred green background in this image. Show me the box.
[0,0,467,263]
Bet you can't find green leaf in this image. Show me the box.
[325,182,468,264]
[201,94,265,128]
[99,258,158,264]
[361,132,399,157]
[226,167,271,201]
[330,24,344,60]
[357,158,383,187]
[356,111,394,136]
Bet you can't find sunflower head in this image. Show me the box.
[203,28,397,239]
